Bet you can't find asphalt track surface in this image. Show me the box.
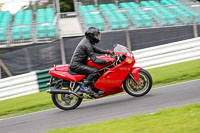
[0,79,200,133]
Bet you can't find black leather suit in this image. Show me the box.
[70,37,108,86]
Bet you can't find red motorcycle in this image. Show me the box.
[47,44,152,110]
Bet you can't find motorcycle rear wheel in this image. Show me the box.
[51,81,82,110]
[123,68,152,97]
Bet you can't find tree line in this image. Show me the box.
[60,0,74,12]
[59,0,200,12]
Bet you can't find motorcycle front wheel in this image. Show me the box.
[51,81,82,110]
[123,68,152,97]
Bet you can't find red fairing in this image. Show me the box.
[87,55,114,69]
[49,65,85,82]
[94,52,135,96]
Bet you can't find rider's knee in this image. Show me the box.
[92,69,98,74]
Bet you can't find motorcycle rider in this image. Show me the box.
[70,27,114,96]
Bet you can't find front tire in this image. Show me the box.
[51,81,82,110]
[123,68,152,97]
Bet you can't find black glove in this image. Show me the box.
[107,50,115,55]
[106,58,116,64]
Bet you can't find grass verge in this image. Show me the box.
[46,103,200,133]
[148,59,200,88]
[0,59,200,119]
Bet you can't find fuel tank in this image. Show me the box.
[87,55,112,69]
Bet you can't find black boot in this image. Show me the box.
[80,84,91,94]
[96,90,105,96]
[84,73,105,96]
[80,79,92,93]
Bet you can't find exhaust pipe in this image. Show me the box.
[47,88,70,94]
[47,88,83,98]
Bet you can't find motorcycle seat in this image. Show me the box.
[68,67,82,75]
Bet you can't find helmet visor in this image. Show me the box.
[94,32,101,41]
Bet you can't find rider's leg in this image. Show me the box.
[70,64,104,95]
[85,75,105,96]
[83,70,98,86]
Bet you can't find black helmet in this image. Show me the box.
[85,27,101,44]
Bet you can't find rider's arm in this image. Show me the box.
[92,45,108,54]
[86,46,106,64]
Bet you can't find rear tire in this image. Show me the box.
[51,81,82,110]
[123,68,152,97]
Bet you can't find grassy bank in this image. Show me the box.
[46,103,200,133]
[148,59,200,88]
[0,59,200,119]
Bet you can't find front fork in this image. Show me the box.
[129,67,141,84]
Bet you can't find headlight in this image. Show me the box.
[127,53,131,56]
[127,53,134,58]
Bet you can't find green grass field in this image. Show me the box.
[0,59,200,119]
[46,103,200,133]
